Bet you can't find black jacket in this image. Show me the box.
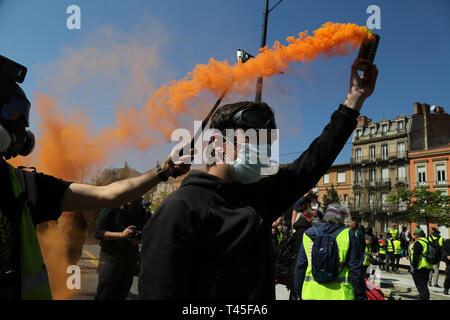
[443,239,450,265]
[138,105,359,300]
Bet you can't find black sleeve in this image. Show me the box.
[34,171,72,225]
[95,208,115,240]
[348,230,366,300]
[138,194,197,299]
[412,241,423,269]
[251,105,359,221]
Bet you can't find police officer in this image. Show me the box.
[411,228,434,300]
[0,55,191,300]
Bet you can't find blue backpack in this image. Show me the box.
[311,226,346,283]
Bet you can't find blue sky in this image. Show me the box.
[1,0,449,174]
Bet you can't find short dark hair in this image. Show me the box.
[210,101,275,134]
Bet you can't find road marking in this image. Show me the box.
[83,249,99,267]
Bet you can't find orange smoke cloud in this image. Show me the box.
[137,22,370,141]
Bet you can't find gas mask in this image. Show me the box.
[0,56,35,160]
[0,88,35,159]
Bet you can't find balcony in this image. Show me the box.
[364,179,392,189]
[351,152,408,165]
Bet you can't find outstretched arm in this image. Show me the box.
[60,146,192,211]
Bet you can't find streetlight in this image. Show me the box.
[255,0,283,102]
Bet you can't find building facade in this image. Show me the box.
[409,143,450,238]
[349,113,411,232]
[317,163,352,208]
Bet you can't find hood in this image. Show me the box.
[180,170,245,193]
[304,222,345,241]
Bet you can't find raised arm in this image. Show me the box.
[253,60,378,220]
[60,147,191,212]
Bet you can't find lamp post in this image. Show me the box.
[254,0,283,102]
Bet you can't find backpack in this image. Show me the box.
[310,226,346,283]
[426,236,442,265]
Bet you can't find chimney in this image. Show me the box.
[414,102,422,115]
[422,103,430,150]
[357,116,368,127]
[422,103,430,115]
[434,106,444,114]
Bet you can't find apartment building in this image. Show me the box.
[317,163,352,208]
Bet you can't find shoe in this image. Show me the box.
[434,284,441,288]
[444,289,448,295]
[428,282,432,286]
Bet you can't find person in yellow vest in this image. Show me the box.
[293,203,366,300]
[363,235,373,279]
[376,234,387,271]
[0,55,191,300]
[411,228,434,300]
[389,223,399,241]
[428,227,444,288]
[385,232,395,272]
[392,236,402,272]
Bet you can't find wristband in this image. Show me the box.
[157,165,169,182]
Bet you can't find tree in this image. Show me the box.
[322,184,340,210]
[386,187,450,236]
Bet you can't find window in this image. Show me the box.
[417,166,426,185]
[397,141,405,157]
[370,126,376,135]
[323,173,330,184]
[355,129,361,139]
[354,194,360,208]
[337,172,346,183]
[355,170,362,184]
[382,193,388,210]
[398,165,406,181]
[381,144,388,160]
[355,148,362,164]
[369,146,376,161]
[382,167,389,182]
[343,194,348,205]
[369,168,376,182]
[369,193,376,209]
[398,121,404,130]
[436,164,446,185]
[382,124,388,134]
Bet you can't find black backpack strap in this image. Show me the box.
[14,166,37,223]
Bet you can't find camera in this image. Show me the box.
[236,49,254,63]
[0,55,27,83]
[128,230,143,241]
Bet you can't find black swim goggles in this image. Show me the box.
[231,107,277,130]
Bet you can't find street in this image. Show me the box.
[68,243,450,301]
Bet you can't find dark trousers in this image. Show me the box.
[394,254,401,271]
[412,268,431,300]
[95,260,134,300]
[378,254,385,270]
[445,264,450,290]
[386,253,394,271]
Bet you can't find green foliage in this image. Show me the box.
[386,187,450,227]
[322,184,340,210]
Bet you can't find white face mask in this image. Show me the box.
[223,137,270,184]
[311,203,319,210]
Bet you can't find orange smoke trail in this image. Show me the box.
[135,22,371,141]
